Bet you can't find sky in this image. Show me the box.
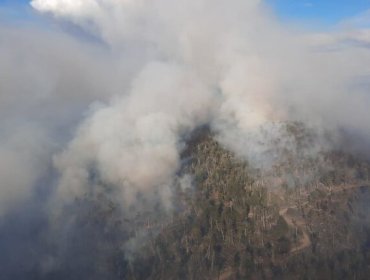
[1,0,369,28]
[0,0,36,24]
[266,0,370,27]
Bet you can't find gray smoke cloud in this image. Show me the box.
[0,0,368,216]
[0,0,370,277]
[29,0,370,208]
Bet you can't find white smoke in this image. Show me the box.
[54,61,215,207]
[0,125,51,216]
[32,0,370,207]
[0,0,369,216]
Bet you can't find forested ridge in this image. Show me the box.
[42,125,370,280]
[123,125,370,279]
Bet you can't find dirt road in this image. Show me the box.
[279,207,311,254]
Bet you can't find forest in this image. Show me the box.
[41,124,370,280]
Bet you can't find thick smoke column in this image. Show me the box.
[31,0,277,209]
[54,61,215,207]
[29,0,370,208]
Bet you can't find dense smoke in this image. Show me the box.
[28,0,370,206]
[1,0,370,278]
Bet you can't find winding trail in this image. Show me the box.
[215,185,369,279]
[330,184,366,193]
[277,183,369,255]
[279,207,311,254]
[218,268,233,280]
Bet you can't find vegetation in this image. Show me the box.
[124,126,370,279]
[44,124,370,279]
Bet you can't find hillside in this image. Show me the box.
[39,125,370,280]
[121,125,370,279]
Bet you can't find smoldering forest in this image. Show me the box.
[1,1,370,279]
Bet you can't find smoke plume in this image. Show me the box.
[0,0,370,278]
